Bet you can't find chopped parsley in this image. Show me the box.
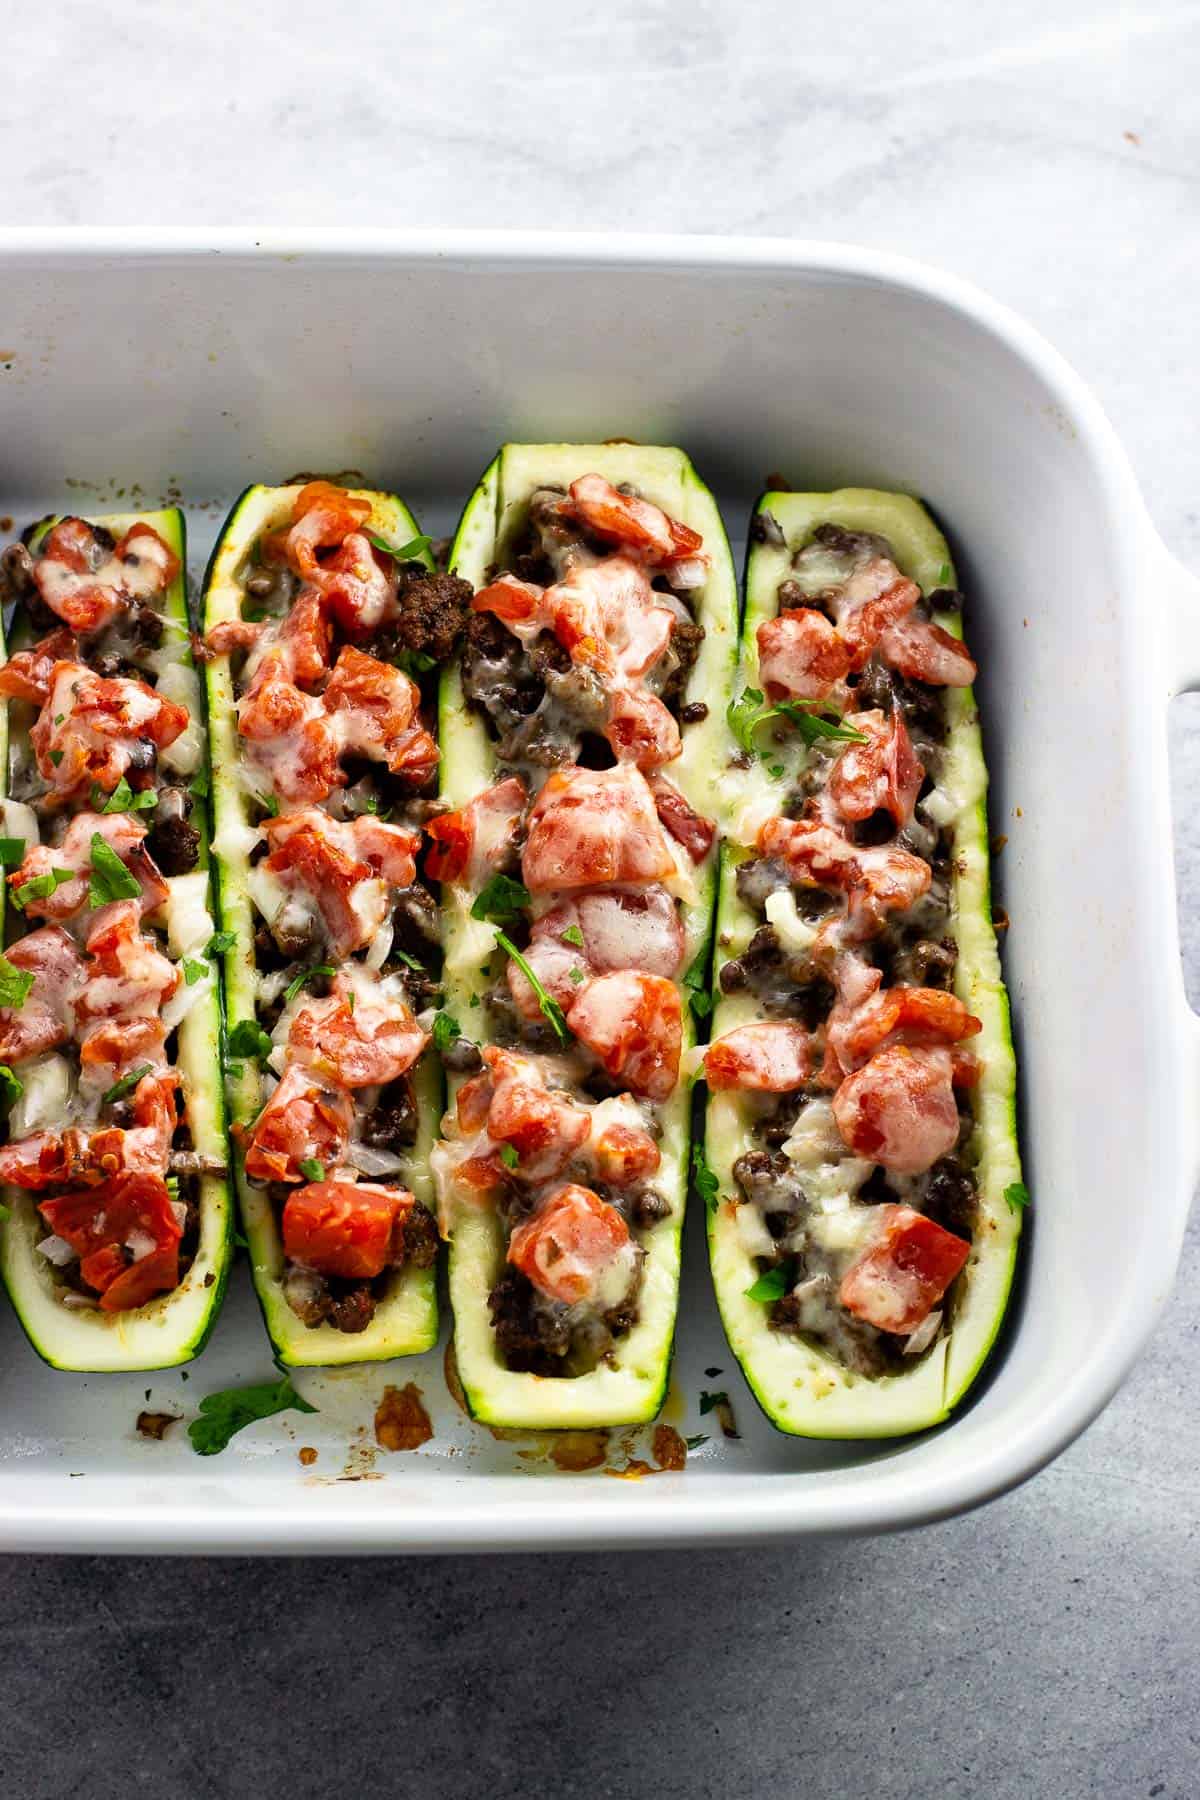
[561,924,585,949]
[206,929,236,957]
[0,956,35,1011]
[92,777,156,815]
[88,835,142,907]
[191,767,210,801]
[1004,1181,1031,1212]
[299,1158,325,1183]
[726,684,867,755]
[0,838,25,867]
[691,1143,720,1213]
[0,1064,23,1105]
[188,1375,317,1456]
[432,1011,461,1053]
[365,530,434,563]
[470,873,531,924]
[727,685,768,753]
[12,867,75,911]
[183,959,208,986]
[102,1063,154,1105]
[394,649,438,678]
[568,966,586,985]
[745,1266,790,1303]
[683,950,712,1019]
[937,561,952,585]
[48,750,64,768]
[495,930,569,1043]
[226,1019,273,1063]
[699,1389,731,1416]
[283,963,335,1006]
[498,1144,520,1171]
[392,948,423,972]
[259,794,280,818]
[684,1434,708,1452]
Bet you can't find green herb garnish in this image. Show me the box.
[183,959,208,986]
[568,966,586,985]
[691,1143,720,1214]
[392,949,423,972]
[495,931,569,1043]
[699,1389,731,1417]
[102,1063,154,1105]
[683,950,712,1019]
[726,684,867,753]
[0,1064,23,1105]
[561,924,585,948]
[1004,1181,1031,1212]
[0,957,35,1011]
[284,963,335,1006]
[12,867,75,911]
[259,794,280,818]
[92,777,157,815]
[365,531,434,563]
[187,1375,317,1457]
[48,750,64,767]
[299,1158,325,1183]
[498,1144,520,1171]
[745,1266,790,1303]
[88,835,142,908]
[191,767,210,801]
[432,1012,462,1053]
[470,874,531,923]
[937,561,952,585]
[226,1019,273,1063]
[206,929,236,957]
[684,1434,708,1452]
[0,838,25,867]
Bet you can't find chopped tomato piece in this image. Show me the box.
[471,573,543,626]
[649,775,715,861]
[113,522,181,593]
[455,1070,494,1134]
[99,1240,181,1312]
[79,1243,127,1293]
[508,886,685,1020]
[838,1203,970,1334]
[819,953,884,1086]
[878,615,977,686]
[282,1178,411,1280]
[591,1121,661,1186]
[32,518,177,633]
[704,1021,813,1092]
[757,816,930,941]
[238,664,344,804]
[566,971,682,1102]
[79,1017,169,1091]
[562,474,704,565]
[242,1064,354,1184]
[757,608,852,703]
[482,1046,591,1180]
[831,1046,961,1174]
[204,618,266,657]
[0,925,83,1064]
[839,986,982,1070]
[522,765,676,892]
[40,1171,181,1263]
[8,811,167,923]
[289,983,428,1088]
[604,685,681,772]
[847,842,934,939]
[75,901,179,1028]
[312,534,397,637]
[548,556,676,681]
[0,1070,178,1190]
[277,586,334,683]
[323,646,439,786]
[507,1181,634,1306]
[827,707,924,829]
[0,627,78,703]
[283,482,372,581]
[32,662,187,796]
[831,561,921,670]
[758,816,862,890]
[263,814,383,957]
[424,776,527,885]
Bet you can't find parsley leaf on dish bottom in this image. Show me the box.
[188,1375,317,1456]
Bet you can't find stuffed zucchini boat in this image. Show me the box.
[202,481,465,1365]
[434,443,737,1428]
[0,507,233,1370]
[703,489,1023,1437]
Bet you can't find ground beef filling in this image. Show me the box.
[282,1203,438,1335]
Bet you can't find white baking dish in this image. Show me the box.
[0,229,1194,1553]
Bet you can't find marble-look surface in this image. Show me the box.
[3,3,1200,1796]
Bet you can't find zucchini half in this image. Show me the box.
[442,442,738,1428]
[706,489,1023,1437]
[202,484,441,1366]
[0,509,234,1371]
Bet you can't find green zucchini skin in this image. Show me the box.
[0,508,234,1372]
[705,489,1024,1438]
[201,484,441,1368]
[441,443,738,1430]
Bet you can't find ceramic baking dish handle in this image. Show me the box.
[1162,544,1200,696]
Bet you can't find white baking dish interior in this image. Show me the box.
[0,234,1194,1550]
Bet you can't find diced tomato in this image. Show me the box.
[0,925,83,1065]
[604,685,681,772]
[562,475,705,566]
[238,664,343,804]
[324,646,439,786]
[8,811,167,923]
[878,615,977,687]
[79,1017,168,1091]
[847,842,933,938]
[592,1121,661,1186]
[567,971,682,1102]
[99,1240,180,1312]
[507,1181,634,1305]
[522,765,676,892]
[32,662,187,796]
[242,1064,355,1184]
[758,816,861,890]
[508,886,685,1021]
[548,556,676,681]
[311,534,397,637]
[282,1178,411,1280]
[79,1243,127,1293]
[831,1046,961,1174]
[289,985,428,1088]
[838,986,982,1070]
[649,775,715,861]
[757,816,930,941]
[757,608,852,703]
[33,518,174,633]
[471,573,543,627]
[819,952,884,1086]
[263,815,383,957]
[205,619,266,657]
[424,776,527,886]
[277,585,334,683]
[349,814,422,887]
[704,1021,813,1092]
[284,483,372,580]
[831,562,921,670]
[827,707,924,830]
[0,628,78,703]
[455,1070,494,1134]
[113,522,181,594]
[838,1203,970,1335]
[75,900,179,1028]
[482,1046,591,1180]
[0,1069,178,1190]
[0,1134,69,1189]
[40,1171,181,1262]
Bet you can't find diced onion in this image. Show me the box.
[37,1234,77,1267]
[364,919,394,971]
[126,1229,157,1262]
[903,1310,943,1356]
[0,799,40,849]
[345,1141,408,1177]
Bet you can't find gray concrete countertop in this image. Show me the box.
[3,4,1199,1796]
